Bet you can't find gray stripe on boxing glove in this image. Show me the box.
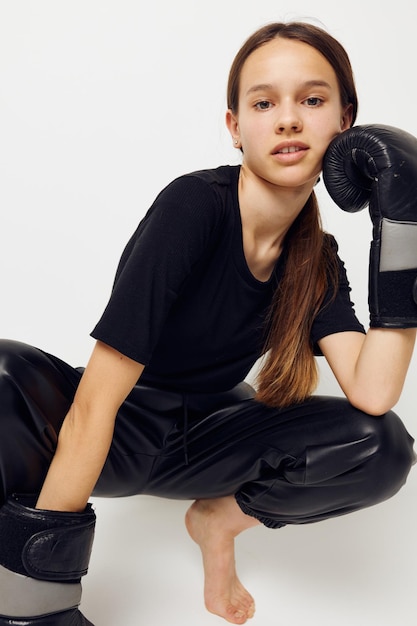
[0,564,81,618]
[380,218,417,272]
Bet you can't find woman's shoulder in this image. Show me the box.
[161,164,240,200]
[150,165,241,220]
[183,164,241,186]
[140,165,240,237]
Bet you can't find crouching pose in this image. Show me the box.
[0,21,416,626]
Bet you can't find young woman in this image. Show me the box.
[0,22,415,626]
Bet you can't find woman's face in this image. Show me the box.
[227,38,352,191]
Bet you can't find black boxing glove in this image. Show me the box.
[0,495,95,625]
[323,124,417,328]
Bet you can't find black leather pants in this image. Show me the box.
[0,339,415,528]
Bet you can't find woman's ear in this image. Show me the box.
[226,109,241,148]
[341,104,354,130]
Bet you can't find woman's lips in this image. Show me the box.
[272,142,309,163]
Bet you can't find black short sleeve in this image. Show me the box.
[91,173,227,364]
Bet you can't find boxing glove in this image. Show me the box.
[323,124,417,328]
[0,495,95,625]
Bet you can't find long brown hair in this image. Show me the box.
[226,22,358,408]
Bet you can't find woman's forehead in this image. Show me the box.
[239,38,339,93]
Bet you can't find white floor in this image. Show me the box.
[82,468,416,626]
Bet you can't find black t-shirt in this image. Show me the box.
[91,165,365,393]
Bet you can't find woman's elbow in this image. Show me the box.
[346,389,400,417]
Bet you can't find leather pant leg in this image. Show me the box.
[232,397,416,527]
[0,339,81,505]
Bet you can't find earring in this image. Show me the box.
[234,139,239,145]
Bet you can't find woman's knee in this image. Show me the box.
[362,409,415,503]
[0,338,33,375]
[0,339,59,391]
[321,402,415,503]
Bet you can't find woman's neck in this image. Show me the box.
[237,166,314,281]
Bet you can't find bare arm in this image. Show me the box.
[319,328,416,416]
[36,341,144,512]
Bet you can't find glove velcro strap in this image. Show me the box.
[23,520,96,581]
[0,496,95,582]
[0,564,81,618]
[369,269,417,327]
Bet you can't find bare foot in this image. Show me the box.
[185,496,260,624]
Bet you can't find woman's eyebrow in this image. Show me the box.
[301,79,332,90]
[245,83,274,96]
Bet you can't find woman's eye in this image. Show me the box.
[255,100,272,110]
[304,97,323,107]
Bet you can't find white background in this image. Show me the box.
[0,1,416,624]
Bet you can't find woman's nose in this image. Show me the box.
[274,103,302,133]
